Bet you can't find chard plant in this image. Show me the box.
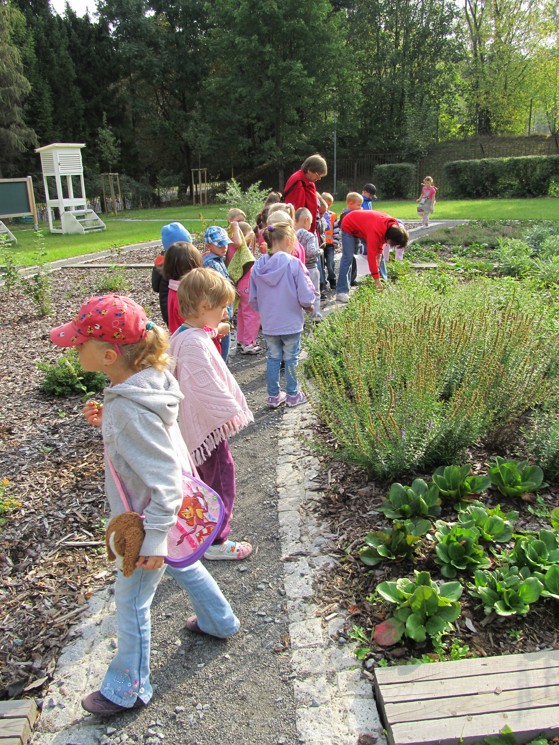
[508,529,559,572]
[488,457,545,498]
[378,479,441,525]
[373,570,462,646]
[434,522,492,578]
[457,502,518,543]
[468,566,543,617]
[533,565,559,600]
[359,519,430,567]
[432,465,491,504]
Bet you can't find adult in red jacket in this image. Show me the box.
[336,210,408,301]
[282,154,328,237]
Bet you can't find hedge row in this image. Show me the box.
[373,162,417,199]
[444,155,559,198]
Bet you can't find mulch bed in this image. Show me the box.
[308,423,559,665]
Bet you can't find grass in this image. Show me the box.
[332,197,559,221]
[2,198,558,267]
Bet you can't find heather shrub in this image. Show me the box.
[304,275,559,479]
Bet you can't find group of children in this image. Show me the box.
[48,170,437,717]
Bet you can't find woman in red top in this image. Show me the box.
[336,210,408,302]
[282,154,328,237]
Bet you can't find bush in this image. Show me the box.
[304,275,559,480]
[38,348,108,397]
[444,155,559,198]
[373,163,417,199]
[216,178,270,223]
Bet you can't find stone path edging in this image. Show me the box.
[278,407,386,745]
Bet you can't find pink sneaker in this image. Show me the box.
[268,392,287,408]
[286,391,307,407]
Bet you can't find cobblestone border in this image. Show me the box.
[277,406,386,745]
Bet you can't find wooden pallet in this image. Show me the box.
[0,700,38,745]
[374,650,559,745]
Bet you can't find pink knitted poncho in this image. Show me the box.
[169,327,254,466]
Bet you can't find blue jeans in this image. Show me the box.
[100,561,239,707]
[324,245,336,285]
[264,333,301,397]
[220,332,230,363]
[336,231,359,294]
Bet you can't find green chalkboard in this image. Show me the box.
[0,179,32,218]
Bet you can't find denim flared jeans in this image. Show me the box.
[100,561,239,707]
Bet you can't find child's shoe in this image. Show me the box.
[336,292,349,304]
[286,391,307,407]
[204,539,253,560]
[81,690,147,715]
[268,391,287,408]
[240,343,261,355]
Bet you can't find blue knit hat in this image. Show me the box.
[161,222,192,251]
[204,226,230,247]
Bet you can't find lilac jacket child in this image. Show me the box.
[249,251,316,407]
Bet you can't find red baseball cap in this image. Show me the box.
[50,295,149,348]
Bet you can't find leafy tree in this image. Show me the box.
[0,1,37,177]
[346,0,461,154]
[204,0,354,183]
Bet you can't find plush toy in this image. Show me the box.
[105,513,145,577]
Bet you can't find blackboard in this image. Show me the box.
[0,177,38,227]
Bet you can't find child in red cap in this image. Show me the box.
[50,295,239,716]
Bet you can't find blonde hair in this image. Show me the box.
[178,267,235,318]
[346,192,363,205]
[301,154,327,176]
[263,221,296,251]
[295,207,312,224]
[268,202,295,221]
[268,209,294,227]
[423,176,434,184]
[321,192,334,205]
[118,325,170,372]
[238,221,255,250]
[227,207,246,221]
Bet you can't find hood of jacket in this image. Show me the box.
[104,367,183,427]
[250,251,295,288]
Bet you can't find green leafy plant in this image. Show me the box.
[533,565,559,600]
[359,519,430,567]
[434,522,492,578]
[432,465,491,503]
[216,178,269,223]
[377,479,441,523]
[457,502,518,543]
[97,266,130,293]
[488,457,545,498]
[509,530,559,572]
[348,625,372,660]
[373,570,462,646]
[37,348,108,397]
[0,239,20,293]
[468,566,543,616]
[0,478,21,528]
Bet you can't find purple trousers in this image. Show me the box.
[197,438,235,544]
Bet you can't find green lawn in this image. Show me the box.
[2,198,558,267]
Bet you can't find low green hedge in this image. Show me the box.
[373,162,417,199]
[444,155,559,198]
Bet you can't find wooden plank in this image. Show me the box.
[0,717,31,742]
[374,650,559,685]
[390,706,559,745]
[386,684,559,723]
[380,667,557,702]
[0,700,38,745]
[0,740,23,745]
[0,700,38,725]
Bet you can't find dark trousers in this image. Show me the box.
[197,439,235,545]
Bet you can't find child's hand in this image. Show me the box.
[374,278,384,291]
[217,321,230,338]
[136,555,165,571]
[83,400,103,427]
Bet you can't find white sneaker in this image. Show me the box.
[240,344,261,355]
[336,293,350,304]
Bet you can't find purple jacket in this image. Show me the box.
[249,252,316,335]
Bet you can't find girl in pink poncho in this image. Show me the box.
[169,268,254,561]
